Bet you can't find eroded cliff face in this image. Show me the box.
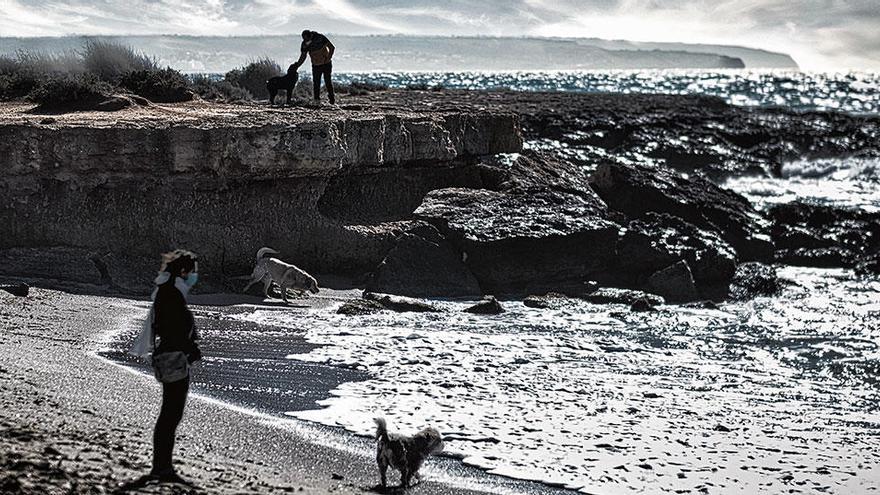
[0,102,521,289]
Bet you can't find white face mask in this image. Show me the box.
[174,276,191,299]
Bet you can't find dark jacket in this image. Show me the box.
[153,281,201,363]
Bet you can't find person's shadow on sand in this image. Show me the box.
[113,473,201,493]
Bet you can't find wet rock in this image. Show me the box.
[464,296,504,314]
[336,299,385,316]
[416,153,621,294]
[728,262,781,300]
[365,222,481,298]
[619,213,737,293]
[362,292,441,313]
[855,252,880,275]
[590,161,774,262]
[683,300,721,310]
[775,247,855,267]
[646,261,699,303]
[629,297,656,312]
[584,288,664,306]
[0,283,29,297]
[523,292,570,309]
[769,202,880,268]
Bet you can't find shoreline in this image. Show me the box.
[0,282,575,494]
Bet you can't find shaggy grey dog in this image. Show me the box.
[374,417,444,489]
[243,247,319,302]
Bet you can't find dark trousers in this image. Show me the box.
[152,376,190,474]
[312,62,335,104]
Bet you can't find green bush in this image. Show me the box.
[82,39,156,83]
[189,74,252,102]
[27,73,112,108]
[224,58,281,99]
[119,68,192,102]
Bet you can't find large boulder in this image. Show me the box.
[645,260,699,303]
[590,162,774,262]
[415,153,622,294]
[416,187,620,293]
[365,222,481,298]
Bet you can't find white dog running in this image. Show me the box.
[243,247,319,302]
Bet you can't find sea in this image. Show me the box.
[106,70,880,494]
[330,70,880,114]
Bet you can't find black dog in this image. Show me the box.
[267,64,299,105]
[374,417,444,488]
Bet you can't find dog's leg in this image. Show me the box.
[377,456,388,488]
[286,89,292,105]
[400,465,410,488]
[281,283,289,303]
[269,88,277,105]
[243,270,267,293]
[262,276,272,298]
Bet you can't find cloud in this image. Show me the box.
[307,0,402,32]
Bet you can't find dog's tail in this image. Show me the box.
[374,417,389,442]
[256,247,279,264]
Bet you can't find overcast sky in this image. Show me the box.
[1,0,878,70]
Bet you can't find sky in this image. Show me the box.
[0,0,878,70]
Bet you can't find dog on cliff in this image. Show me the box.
[243,247,319,302]
[267,64,299,105]
[374,417,444,489]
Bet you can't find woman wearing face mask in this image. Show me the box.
[149,249,202,482]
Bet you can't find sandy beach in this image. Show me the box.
[0,281,574,494]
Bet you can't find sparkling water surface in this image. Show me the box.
[333,70,880,114]
[227,266,880,494]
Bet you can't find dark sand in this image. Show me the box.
[0,284,573,494]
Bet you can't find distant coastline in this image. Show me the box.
[0,34,797,73]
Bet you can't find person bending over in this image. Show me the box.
[293,29,336,105]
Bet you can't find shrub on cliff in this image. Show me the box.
[224,58,281,99]
[27,73,113,108]
[0,50,84,101]
[189,74,252,102]
[119,68,193,103]
[82,40,156,82]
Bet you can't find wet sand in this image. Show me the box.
[0,284,571,494]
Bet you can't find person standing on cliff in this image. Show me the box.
[292,30,336,105]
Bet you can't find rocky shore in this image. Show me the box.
[1,90,878,304]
